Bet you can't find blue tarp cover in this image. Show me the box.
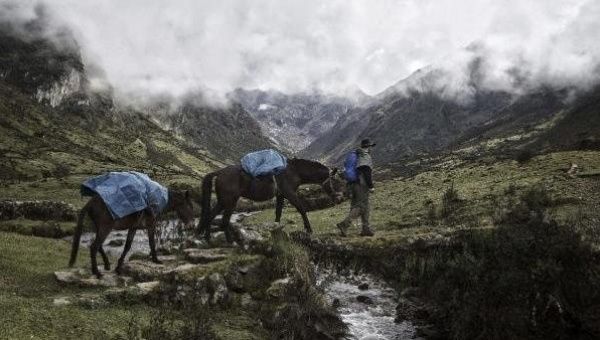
[81,171,168,219]
[241,149,287,177]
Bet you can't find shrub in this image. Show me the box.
[110,300,215,340]
[404,187,600,339]
[440,183,463,226]
[53,163,71,178]
[515,149,535,164]
[270,278,349,340]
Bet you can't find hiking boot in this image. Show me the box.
[336,221,349,237]
[359,227,374,237]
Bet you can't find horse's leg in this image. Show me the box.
[283,190,312,234]
[275,193,285,224]
[221,208,235,244]
[98,246,111,271]
[115,226,137,275]
[210,202,224,226]
[147,216,161,264]
[90,226,111,278]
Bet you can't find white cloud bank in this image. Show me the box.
[2,0,600,100]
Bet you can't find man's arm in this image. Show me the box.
[357,166,374,189]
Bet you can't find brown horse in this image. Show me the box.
[199,158,344,242]
[69,190,194,278]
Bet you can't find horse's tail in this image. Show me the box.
[69,200,90,267]
[199,171,218,236]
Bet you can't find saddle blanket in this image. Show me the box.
[241,149,287,177]
[81,171,168,219]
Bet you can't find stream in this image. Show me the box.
[70,213,421,339]
[318,268,421,340]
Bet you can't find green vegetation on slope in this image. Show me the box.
[0,83,224,207]
[248,150,600,245]
[0,233,159,339]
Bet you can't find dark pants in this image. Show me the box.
[339,180,371,231]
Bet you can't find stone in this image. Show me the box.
[137,281,161,294]
[79,272,133,287]
[52,297,72,306]
[208,273,229,305]
[358,282,369,291]
[107,239,124,247]
[236,227,264,244]
[54,268,87,284]
[76,293,108,309]
[356,295,374,305]
[184,248,230,264]
[157,255,178,262]
[267,277,292,299]
[121,260,167,281]
[240,293,255,308]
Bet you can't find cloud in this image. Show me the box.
[3,0,600,100]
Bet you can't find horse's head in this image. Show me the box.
[321,167,345,204]
[168,190,195,227]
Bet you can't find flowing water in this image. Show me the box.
[318,269,422,340]
[70,214,421,339]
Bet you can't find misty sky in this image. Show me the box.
[4,0,600,99]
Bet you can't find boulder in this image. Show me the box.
[183,248,231,264]
[358,282,369,291]
[208,273,229,305]
[52,297,72,306]
[267,277,292,299]
[121,260,168,281]
[356,295,374,305]
[54,268,87,284]
[54,268,132,288]
[79,274,132,288]
[107,239,125,247]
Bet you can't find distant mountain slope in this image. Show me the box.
[230,88,369,153]
[0,18,227,204]
[141,97,273,164]
[303,65,599,166]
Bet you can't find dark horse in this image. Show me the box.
[69,190,194,278]
[199,158,344,242]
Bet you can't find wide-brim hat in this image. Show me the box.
[360,138,376,148]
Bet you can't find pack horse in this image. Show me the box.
[69,171,194,278]
[199,149,344,242]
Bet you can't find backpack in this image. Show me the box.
[343,150,359,183]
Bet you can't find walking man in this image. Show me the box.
[337,138,376,237]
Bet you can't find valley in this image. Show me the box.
[0,6,599,340]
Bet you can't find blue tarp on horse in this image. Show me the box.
[81,171,168,219]
[241,149,287,177]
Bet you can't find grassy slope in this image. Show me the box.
[247,150,600,246]
[0,83,224,207]
[0,233,159,340]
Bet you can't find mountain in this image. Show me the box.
[137,95,273,164]
[0,17,231,203]
[302,65,600,166]
[229,88,370,153]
